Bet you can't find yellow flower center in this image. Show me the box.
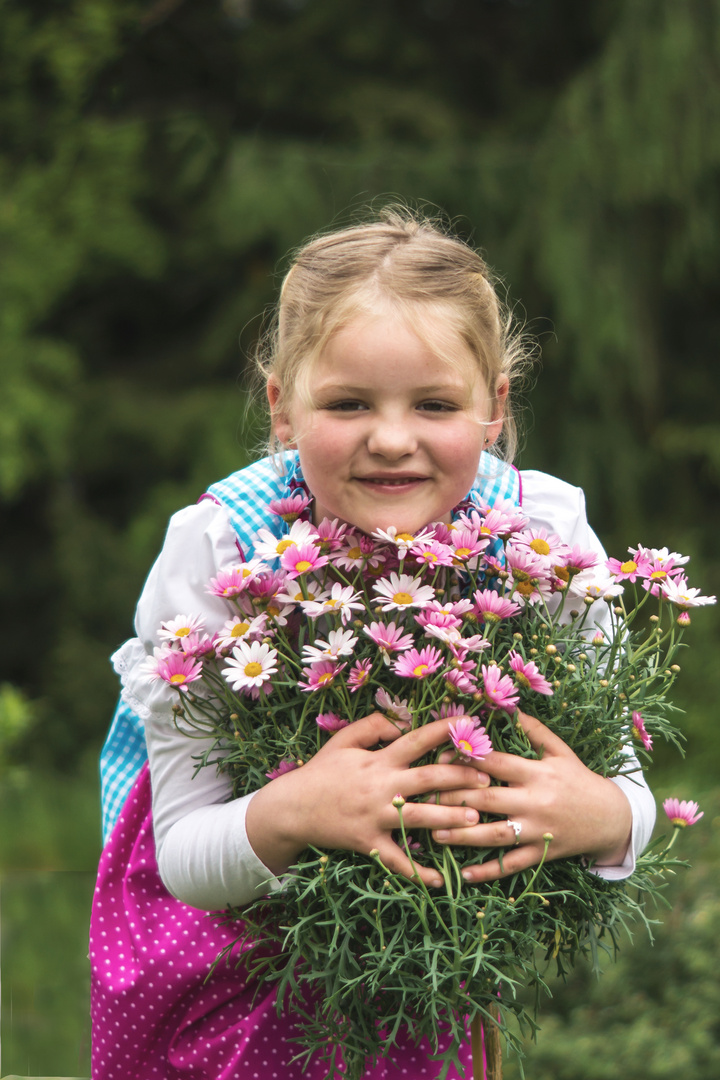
[514,672,531,689]
[170,673,187,685]
[397,532,414,543]
[670,817,688,828]
[620,560,637,574]
[231,622,250,638]
[554,566,570,583]
[244,662,263,677]
[458,738,473,756]
[266,604,280,617]
[295,560,313,574]
[413,664,429,678]
[393,591,414,606]
[516,580,535,597]
[650,569,667,581]
[347,546,362,559]
[318,672,335,686]
[530,538,550,556]
[276,538,295,554]
[481,611,501,623]
[455,547,471,559]
[175,626,192,637]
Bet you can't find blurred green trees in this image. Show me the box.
[2,0,718,769]
[1,0,719,1073]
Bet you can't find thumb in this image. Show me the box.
[330,711,410,749]
[515,710,572,757]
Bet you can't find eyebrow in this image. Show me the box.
[314,381,468,394]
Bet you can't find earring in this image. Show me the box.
[484,437,490,445]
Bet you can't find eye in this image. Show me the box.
[323,399,368,412]
[417,399,460,413]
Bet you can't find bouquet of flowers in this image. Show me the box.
[148,490,714,1079]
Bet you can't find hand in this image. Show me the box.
[433,710,632,883]
[245,712,491,888]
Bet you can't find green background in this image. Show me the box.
[1,1,719,1076]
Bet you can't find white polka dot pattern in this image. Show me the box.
[90,765,475,1078]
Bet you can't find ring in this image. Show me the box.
[506,819,522,844]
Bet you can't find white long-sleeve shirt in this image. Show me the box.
[113,468,656,910]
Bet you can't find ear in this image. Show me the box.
[267,376,294,448]
[485,375,509,447]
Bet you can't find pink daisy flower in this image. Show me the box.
[301,583,365,624]
[444,666,477,695]
[153,651,203,690]
[663,798,703,827]
[179,632,217,659]
[449,717,493,760]
[393,646,444,680]
[480,664,520,713]
[222,640,278,693]
[298,659,346,692]
[364,621,415,658]
[631,710,653,751]
[508,651,553,695]
[373,572,437,612]
[411,540,455,569]
[301,628,358,664]
[372,526,436,558]
[281,543,329,579]
[253,520,317,562]
[374,688,412,722]
[472,588,522,624]
[207,559,266,598]
[158,613,206,642]
[513,527,568,562]
[316,712,349,732]
[606,554,652,582]
[315,517,348,553]
[561,545,600,575]
[216,614,268,651]
[660,577,716,610]
[266,758,299,780]
[348,659,373,691]
[268,491,312,522]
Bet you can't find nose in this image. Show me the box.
[366,412,418,459]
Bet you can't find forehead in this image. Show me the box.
[313,309,481,385]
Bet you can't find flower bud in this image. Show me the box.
[671,664,681,672]
[566,664,576,673]
[545,644,557,655]
[650,614,659,623]
[392,794,406,808]
[677,612,691,626]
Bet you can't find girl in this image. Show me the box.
[92,210,655,1079]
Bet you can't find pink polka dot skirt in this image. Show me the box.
[90,765,474,1078]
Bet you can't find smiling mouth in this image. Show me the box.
[357,476,428,487]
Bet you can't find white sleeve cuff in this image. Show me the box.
[157,791,283,910]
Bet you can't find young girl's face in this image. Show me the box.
[269,309,507,536]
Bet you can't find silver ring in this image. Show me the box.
[506,819,522,844]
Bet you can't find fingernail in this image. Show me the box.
[462,870,473,881]
[465,809,478,823]
[476,775,490,788]
[435,830,450,841]
[430,875,444,888]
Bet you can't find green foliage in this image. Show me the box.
[504,795,720,1079]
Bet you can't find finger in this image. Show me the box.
[400,761,488,798]
[397,799,480,832]
[438,750,491,785]
[373,839,444,889]
[382,717,457,766]
[329,711,409,750]
[515,710,574,758]
[459,844,548,884]
[432,815,526,849]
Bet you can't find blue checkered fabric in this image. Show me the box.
[99,451,520,842]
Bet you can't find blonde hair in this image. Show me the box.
[255,207,529,461]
